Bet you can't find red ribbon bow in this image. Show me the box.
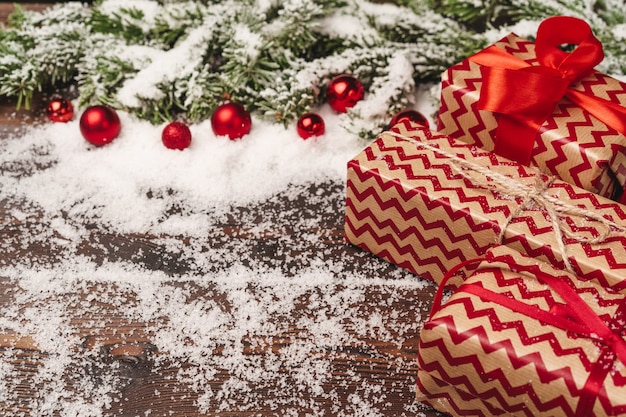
[431,253,626,416]
[470,16,626,166]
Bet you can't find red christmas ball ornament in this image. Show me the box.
[79,105,121,146]
[210,102,252,140]
[162,121,192,150]
[46,97,74,123]
[297,113,325,139]
[390,109,429,128]
[326,74,364,113]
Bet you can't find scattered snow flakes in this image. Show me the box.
[0,59,435,415]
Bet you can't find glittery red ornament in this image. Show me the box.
[162,121,192,150]
[79,105,121,146]
[326,74,364,113]
[46,97,74,123]
[297,113,325,139]
[210,102,252,140]
[390,109,429,128]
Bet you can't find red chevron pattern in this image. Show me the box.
[416,246,626,416]
[495,35,536,62]
[343,123,626,289]
[436,33,626,202]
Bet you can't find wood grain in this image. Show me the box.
[0,3,446,416]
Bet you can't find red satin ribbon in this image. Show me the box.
[430,253,626,416]
[469,16,626,166]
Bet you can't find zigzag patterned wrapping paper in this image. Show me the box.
[416,245,626,417]
[437,32,626,203]
[344,122,626,289]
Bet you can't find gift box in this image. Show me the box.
[436,16,626,204]
[344,121,626,289]
[416,245,626,416]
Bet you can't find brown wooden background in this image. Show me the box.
[0,2,445,416]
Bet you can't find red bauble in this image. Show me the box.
[46,97,74,123]
[297,113,325,139]
[79,105,121,146]
[390,109,429,128]
[162,121,192,150]
[210,102,252,140]
[326,74,364,113]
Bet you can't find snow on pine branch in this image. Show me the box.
[3,0,626,124]
[0,0,482,125]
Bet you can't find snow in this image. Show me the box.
[0,87,436,415]
[232,24,264,61]
[612,23,626,40]
[116,19,218,107]
[318,11,379,44]
[5,108,380,235]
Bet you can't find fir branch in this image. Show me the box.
[363,2,487,76]
[149,3,207,48]
[101,4,232,122]
[0,2,89,108]
[183,68,224,122]
[257,45,401,125]
[76,45,141,109]
[340,51,418,138]
[434,0,591,31]
[89,7,148,44]
[262,1,330,58]
[6,0,625,128]
[218,24,281,90]
[594,0,626,25]
[6,4,28,29]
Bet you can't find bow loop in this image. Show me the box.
[535,16,604,82]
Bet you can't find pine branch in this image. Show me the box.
[0,3,89,109]
[4,0,624,128]
[89,7,149,44]
[150,3,207,48]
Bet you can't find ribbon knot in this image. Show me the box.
[520,173,553,207]
[470,16,609,166]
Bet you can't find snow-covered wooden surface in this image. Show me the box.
[0,3,444,416]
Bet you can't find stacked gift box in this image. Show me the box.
[344,16,626,417]
[419,244,626,416]
[437,16,626,204]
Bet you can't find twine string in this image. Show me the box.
[384,130,625,272]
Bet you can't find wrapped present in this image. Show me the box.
[416,245,626,416]
[344,122,626,289]
[436,16,626,203]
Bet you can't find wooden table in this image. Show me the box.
[0,3,444,416]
